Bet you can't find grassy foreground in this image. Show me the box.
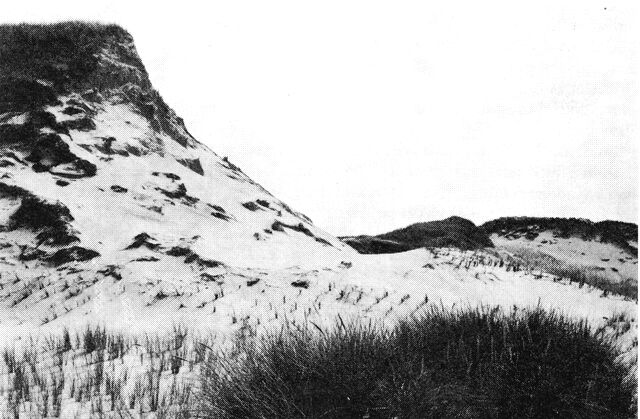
[199,306,636,418]
[0,306,635,417]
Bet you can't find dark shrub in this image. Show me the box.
[47,246,100,265]
[242,201,260,211]
[110,185,128,193]
[271,220,314,237]
[0,123,38,147]
[196,258,222,268]
[0,22,131,87]
[271,220,285,232]
[9,194,73,231]
[211,211,231,221]
[378,216,493,250]
[152,171,181,180]
[1,183,79,246]
[65,158,97,177]
[158,183,188,199]
[18,246,47,261]
[256,199,270,208]
[60,116,96,131]
[176,158,204,175]
[29,110,65,131]
[343,216,493,254]
[199,307,636,418]
[62,106,84,115]
[0,79,59,113]
[207,204,225,213]
[25,133,77,166]
[290,279,310,289]
[166,246,193,257]
[126,232,159,250]
[341,236,412,254]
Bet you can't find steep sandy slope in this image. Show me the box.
[0,23,356,345]
[0,23,351,274]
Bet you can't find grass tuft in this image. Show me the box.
[198,306,636,418]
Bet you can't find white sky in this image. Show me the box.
[3,1,638,235]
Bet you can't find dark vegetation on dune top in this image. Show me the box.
[0,22,138,112]
[0,21,196,154]
[200,306,636,418]
[342,215,638,255]
[341,216,494,254]
[481,216,638,255]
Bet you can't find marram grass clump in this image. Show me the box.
[198,306,636,418]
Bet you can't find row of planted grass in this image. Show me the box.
[0,325,196,418]
[199,306,636,418]
[549,264,637,300]
[508,248,638,301]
